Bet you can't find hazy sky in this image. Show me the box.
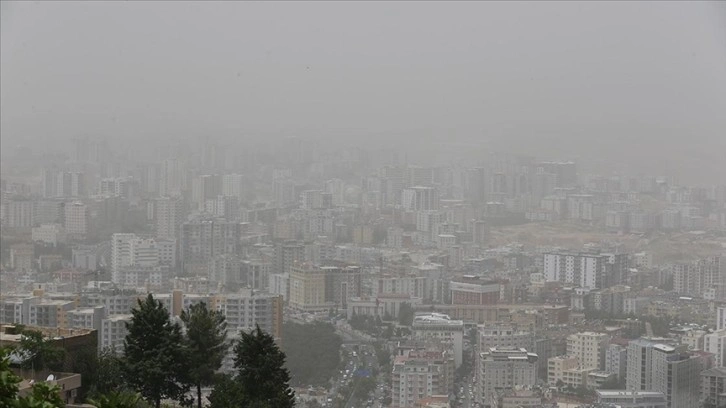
[1,1,725,180]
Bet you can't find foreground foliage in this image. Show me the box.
[1,347,65,408]
[209,325,295,408]
[180,302,228,408]
[123,294,189,408]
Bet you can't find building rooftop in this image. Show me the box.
[702,367,726,377]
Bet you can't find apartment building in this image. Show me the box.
[704,329,726,368]
[566,331,609,370]
[412,313,464,368]
[701,367,726,408]
[479,348,537,408]
[392,349,454,408]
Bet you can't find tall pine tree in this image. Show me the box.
[180,302,228,408]
[123,294,188,408]
[232,325,295,408]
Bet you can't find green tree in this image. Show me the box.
[207,374,245,408]
[233,325,295,408]
[123,294,189,408]
[1,347,22,407]
[71,345,98,402]
[18,330,66,372]
[16,382,65,408]
[398,302,415,326]
[92,348,126,397]
[180,302,228,408]
[88,390,149,408]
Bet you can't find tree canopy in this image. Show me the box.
[123,294,189,408]
[180,302,228,408]
[233,325,295,408]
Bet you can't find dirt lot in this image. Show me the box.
[489,221,725,264]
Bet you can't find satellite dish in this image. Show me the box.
[46,374,55,381]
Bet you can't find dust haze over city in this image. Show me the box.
[1,2,725,408]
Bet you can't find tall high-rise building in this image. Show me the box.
[221,173,245,201]
[288,263,328,312]
[272,178,296,207]
[672,256,723,298]
[650,345,702,408]
[605,344,627,381]
[159,158,184,197]
[204,195,240,221]
[3,199,36,228]
[537,161,577,187]
[321,266,362,309]
[180,217,242,275]
[64,201,89,239]
[626,338,677,391]
[192,174,222,211]
[154,196,184,239]
[402,186,439,212]
[543,251,629,289]
[627,338,701,408]
[718,306,726,331]
[273,241,304,275]
[56,171,85,198]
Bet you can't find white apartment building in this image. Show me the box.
[29,300,76,328]
[704,329,726,367]
[478,324,534,352]
[479,348,537,407]
[0,296,39,324]
[391,349,454,408]
[81,292,141,315]
[111,233,175,286]
[412,313,464,368]
[566,331,610,370]
[543,252,604,289]
[31,223,66,246]
[701,367,726,408]
[66,306,105,331]
[626,338,680,392]
[543,251,628,289]
[547,355,579,387]
[718,306,726,331]
[672,256,723,298]
[100,314,132,352]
